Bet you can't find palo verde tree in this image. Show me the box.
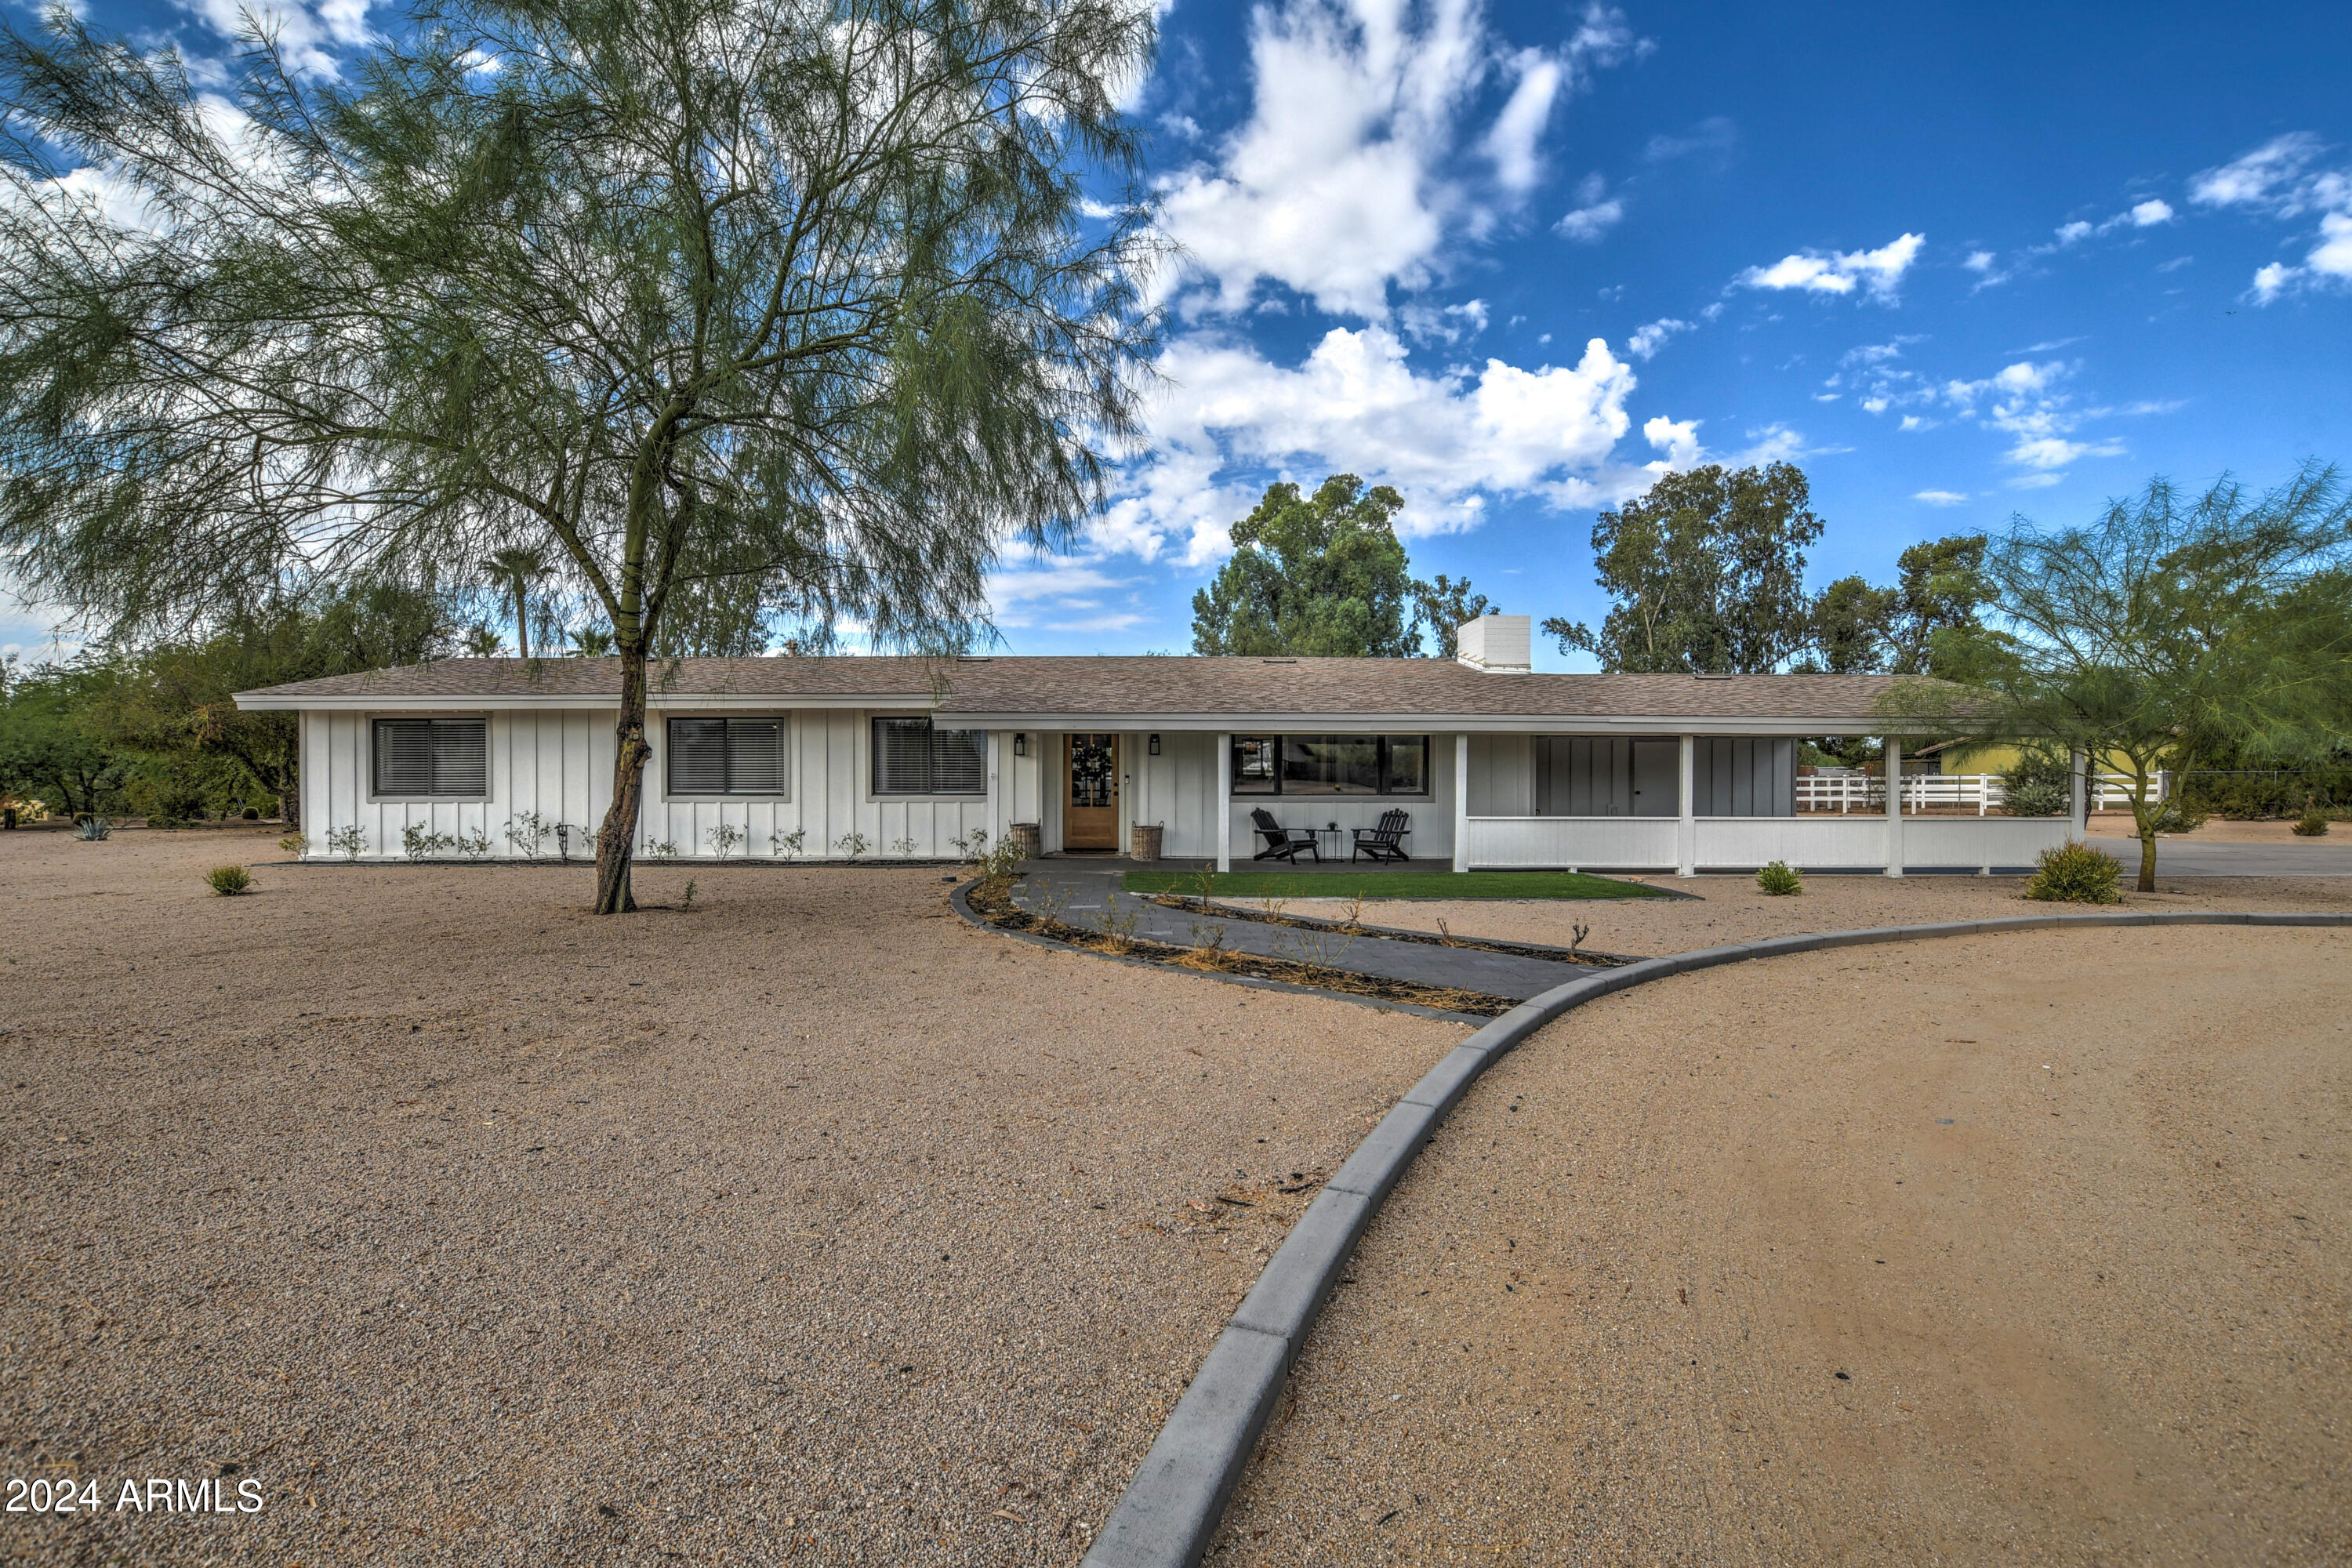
[0,0,1159,913]
[1887,463,2352,890]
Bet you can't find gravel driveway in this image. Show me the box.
[1212,922,2352,1565]
[2,829,1460,1565]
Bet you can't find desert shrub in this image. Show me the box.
[325,824,368,860]
[1755,860,1802,895]
[2180,768,2352,819]
[705,822,746,858]
[2147,798,2208,835]
[241,807,261,821]
[889,835,919,858]
[205,864,253,895]
[453,826,491,860]
[2001,746,2074,818]
[2293,810,2330,837]
[768,826,808,860]
[834,830,869,859]
[2023,839,2121,905]
[644,838,679,862]
[279,831,308,856]
[75,815,114,840]
[401,822,456,862]
[503,811,552,861]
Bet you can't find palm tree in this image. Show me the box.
[486,548,550,658]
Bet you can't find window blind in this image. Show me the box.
[873,718,986,796]
[372,719,488,797]
[666,717,786,795]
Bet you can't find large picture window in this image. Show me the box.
[372,717,488,797]
[873,717,986,796]
[666,717,786,796]
[1230,735,1429,796]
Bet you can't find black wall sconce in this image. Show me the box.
[1148,733,1161,756]
[1013,732,1028,757]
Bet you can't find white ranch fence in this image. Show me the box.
[1798,770,2172,815]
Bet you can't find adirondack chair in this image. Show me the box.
[1352,808,1411,863]
[1249,808,1321,862]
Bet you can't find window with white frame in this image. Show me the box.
[666,717,787,795]
[872,717,985,796]
[372,717,488,797]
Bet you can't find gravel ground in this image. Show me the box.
[1301,869,2352,956]
[1213,923,2352,1566]
[1,828,1463,1566]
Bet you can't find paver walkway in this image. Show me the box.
[1008,868,1617,1003]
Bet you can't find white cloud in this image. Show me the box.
[1556,198,1623,242]
[1397,297,1490,345]
[1642,416,1700,470]
[2053,220,2095,245]
[1913,490,1969,506]
[2187,132,2352,301]
[1156,0,1639,318]
[1105,328,1656,564]
[2189,133,2325,211]
[1735,232,1924,301]
[2006,473,2065,490]
[2007,435,2125,471]
[1482,50,1563,194]
[2128,198,2174,227]
[1963,250,1996,272]
[178,0,374,78]
[1626,318,1692,359]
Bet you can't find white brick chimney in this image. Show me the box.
[1455,612,1531,673]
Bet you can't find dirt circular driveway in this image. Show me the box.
[1214,924,2352,1566]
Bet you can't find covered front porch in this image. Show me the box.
[999,727,2084,877]
[1180,731,2084,878]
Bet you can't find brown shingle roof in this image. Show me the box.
[237,655,1908,723]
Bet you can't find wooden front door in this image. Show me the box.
[1065,733,1120,850]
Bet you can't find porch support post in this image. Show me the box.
[1216,734,1232,873]
[2069,747,2089,833]
[1452,732,1471,873]
[1885,739,1905,877]
[1676,734,1696,878]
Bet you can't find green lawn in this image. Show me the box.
[1119,869,1671,900]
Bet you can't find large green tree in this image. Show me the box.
[1191,475,1419,657]
[1889,464,2352,889]
[0,656,124,819]
[1809,533,1994,676]
[1544,462,1824,673]
[0,0,1158,913]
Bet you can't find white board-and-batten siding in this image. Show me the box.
[299,708,994,861]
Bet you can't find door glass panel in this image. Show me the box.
[1069,734,1116,808]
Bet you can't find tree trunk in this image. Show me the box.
[594,646,647,913]
[2129,767,2158,892]
[278,760,299,829]
[514,583,531,659]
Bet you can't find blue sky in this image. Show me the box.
[6,0,2350,666]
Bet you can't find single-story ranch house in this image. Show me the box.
[234,616,2085,875]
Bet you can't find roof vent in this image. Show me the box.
[955,655,993,663]
[1455,614,1532,674]
[1260,657,1298,664]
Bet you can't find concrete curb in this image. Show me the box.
[1078,908,2352,1568]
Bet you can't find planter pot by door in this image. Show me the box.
[1065,734,1120,851]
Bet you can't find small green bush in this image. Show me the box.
[2293,810,2330,837]
[279,831,308,856]
[205,864,253,895]
[2024,839,2122,905]
[2001,746,2074,818]
[74,815,113,841]
[1755,860,1802,895]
